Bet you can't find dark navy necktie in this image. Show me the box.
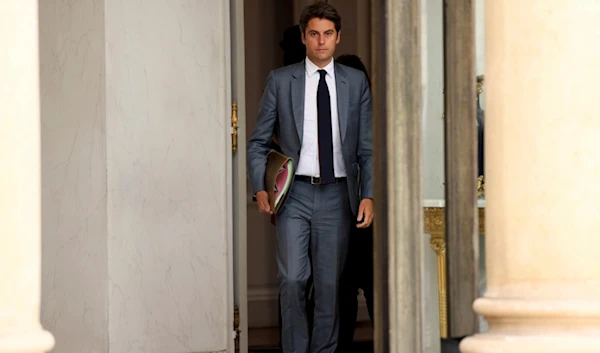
[317,69,335,184]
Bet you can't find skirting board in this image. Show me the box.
[248,285,371,328]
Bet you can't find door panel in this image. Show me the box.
[231,0,248,352]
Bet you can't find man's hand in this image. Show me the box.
[256,191,273,214]
[356,198,374,228]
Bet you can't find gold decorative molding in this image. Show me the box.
[476,74,485,95]
[424,207,447,338]
[477,175,485,199]
[424,205,485,339]
[424,207,446,237]
[231,102,238,154]
[429,237,448,338]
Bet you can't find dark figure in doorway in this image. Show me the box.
[333,54,374,353]
[275,23,316,350]
[272,25,305,155]
[280,25,306,66]
[476,75,485,178]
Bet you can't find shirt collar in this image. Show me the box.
[305,57,335,78]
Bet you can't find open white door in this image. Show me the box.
[230,0,248,352]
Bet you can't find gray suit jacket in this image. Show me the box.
[247,60,373,216]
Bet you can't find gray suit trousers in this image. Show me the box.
[276,179,352,353]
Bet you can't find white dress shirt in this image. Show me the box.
[295,57,347,178]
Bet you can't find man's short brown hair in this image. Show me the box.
[299,2,342,35]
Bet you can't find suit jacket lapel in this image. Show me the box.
[335,63,349,144]
[291,62,305,143]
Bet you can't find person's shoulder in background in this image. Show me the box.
[335,54,371,88]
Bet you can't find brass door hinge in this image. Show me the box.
[234,305,241,352]
[231,102,238,154]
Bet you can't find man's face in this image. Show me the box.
[302,18,341,67]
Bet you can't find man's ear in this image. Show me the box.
[336,30,342,44]
[301,32,306,45]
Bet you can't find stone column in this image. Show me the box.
[460,0,600,352]
[0,1,55,352]
[372,1,423,352]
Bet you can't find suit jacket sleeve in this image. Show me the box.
[358,73,374,199]
[247,70,278,195]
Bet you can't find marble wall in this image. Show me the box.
[40,1,231,352]
[39,1,109,352]
[104,0,230,351]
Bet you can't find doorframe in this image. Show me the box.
[370,2,391,351]
[224,0,235,352]
[372,0,425,352]
[230,0,248,352]
[442,0,479,338]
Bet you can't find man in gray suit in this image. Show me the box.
[247,3,373,353]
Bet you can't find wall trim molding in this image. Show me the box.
[248,285,279,302]
[248,285,371,329]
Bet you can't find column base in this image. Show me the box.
[460,297,600,353]
[461,334,600,353]
[0,329,54,353]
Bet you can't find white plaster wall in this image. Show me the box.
[422,0,445,200]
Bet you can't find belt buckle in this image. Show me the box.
[310,176,321,185]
